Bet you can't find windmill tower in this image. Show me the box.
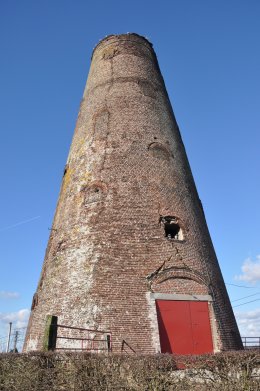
[24,34,242,354]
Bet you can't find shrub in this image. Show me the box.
[0,351,259,391]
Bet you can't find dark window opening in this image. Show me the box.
[165,222,180,239]
[160,216,184,241]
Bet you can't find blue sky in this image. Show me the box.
[0,0,260,350]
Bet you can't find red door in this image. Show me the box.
[156,300,213,355]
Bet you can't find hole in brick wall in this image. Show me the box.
[160,216,184,241]
[85,187,102,204]
[63,164,68,176]
[82,181,107,205]
[165,222,180,238]
[31,293,38,310]
[148,142,171,160]
[56,240,67,253]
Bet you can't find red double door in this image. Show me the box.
[156,300,213,355]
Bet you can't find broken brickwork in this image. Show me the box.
[24,34,242,353]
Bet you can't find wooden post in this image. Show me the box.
[43,315,57,351]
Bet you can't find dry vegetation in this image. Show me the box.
[0,350,259,391]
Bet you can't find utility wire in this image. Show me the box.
[0,215,40,232]
[225,282,257,289]
[232,292,260,302]
[233,298,260,308]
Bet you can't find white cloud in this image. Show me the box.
[0,308,29,324]
[0,309,30,352]
[0,309,30,331]
[235,308,260,337]
[0,291,20,299]
[235,255,260,284]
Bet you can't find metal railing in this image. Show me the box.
[55,323,112,352]
[44,316,112,353]
[242,337,260,349]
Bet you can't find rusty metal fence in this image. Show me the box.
[55,324,112,352]
[44,315,112,353]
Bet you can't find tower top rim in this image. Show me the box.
[92,33,153,58]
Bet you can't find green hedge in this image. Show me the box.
[0,351,259,391]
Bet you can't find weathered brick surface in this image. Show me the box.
[24,34,243,353]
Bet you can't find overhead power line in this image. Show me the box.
[225,282,257,289]
[233,298,260,308]
[232,292,260,302]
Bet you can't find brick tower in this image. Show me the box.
[24,34,242,354]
